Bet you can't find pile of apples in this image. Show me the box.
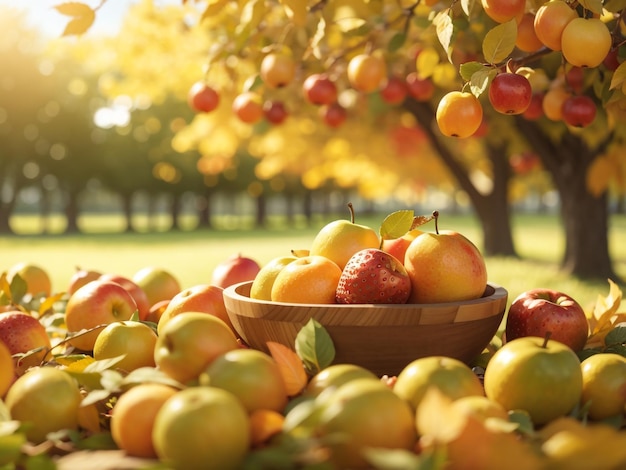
[2,217,626,469]
[250,206,488,306]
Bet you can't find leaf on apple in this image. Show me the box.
[267,341,308,396]
[379,210,414,240]
[295,318,335,375]
[39,292,66,317]
[121,366,185,389]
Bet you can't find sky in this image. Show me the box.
[1,0,178,37]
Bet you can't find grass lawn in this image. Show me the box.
[2,211,625,313]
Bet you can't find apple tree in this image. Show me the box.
[57,0,626,280]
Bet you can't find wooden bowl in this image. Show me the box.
[223,282,507,376]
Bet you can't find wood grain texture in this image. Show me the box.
[224,281,507,376]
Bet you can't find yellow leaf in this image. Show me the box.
[586,155,614,197]
[266,341,308,396]
[201,0,229,20]
[279,0,308,27]
[591,279,623,334]
[416,387,467,443]
[58,355,96,372]
[39,292,66,316]
[482,20,517,65]
[416,47,440,79]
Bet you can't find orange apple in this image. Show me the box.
[270,255,342,304]
[64,280,138,351]
[0,311,51,375]
[210,254,261,289]
[157,284,232,335]
[67,267,102,296]
[404,219,487,303]
[99,273,151,321]
[381,229,422,263]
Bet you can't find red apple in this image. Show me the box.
[0,311,51,375]
[67,267,102,296]
[64,280,138,351]
[99,273,151,321]
[188,81,219,113]
[522,92,545,121]
[405,72,435,102]
[210,254,261,289]
[505,288,589,351]
[263,100,288,125]
[335,248,411,304]
[380,76,408,105]
[320,103,347,128]
[561,95,597,128]
[303,73,338,106]
[488,73,532,115]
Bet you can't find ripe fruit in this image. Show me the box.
[157,284,231,334]
[270,255,342,304]
[483,336,583,425]
[0,311,52,375]
[99,273,151,321]
[505,288,589,352]
[481,0,525,24]
[561,18,612,68]
[0,341,15,397]
[309,208,380,270]
[522,92,545,120]
[347,53,387,93]
[380,75,408,104]
[302,73,338,105]
[336,248,411,304]
[533,0,578,51]
[110,383,178,458]
[263,100,288,125]
[393,356,484,411]
[316,378,417,468]
[404,218,488,303]
[64,280,137,351]
[5,367,82,443]
[210,253,261,289]
[542,86,571,121]
[154,312,239,384]
[249,255,298,300]
[436,91,483,138]
[304,363,379,398]
[319,102,347,128]
[67,267,101,296]
[131,266,181,308]
[93,321,157,372]
[405,72,435,102]
[381,228,423,263]
[202,348,288,413]
[515,13,543,52]
[561,95,597,128]
[232,91,264,124]
[187,81,219,113]
[260,52,296,88]
[580,353,626,420]
[6,262,51,297]
[488,73,532,115]
[152,387,250,470]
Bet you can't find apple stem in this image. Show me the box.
[348,202,356,224]
[542,331,552,348]
[433,210,439,234]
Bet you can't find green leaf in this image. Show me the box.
[76,432,118,450]
[295,319,335,375]
[24,453,56,470]
[388,32,407,53]
[121,367,184,389]
[379,210,414,240]
[81,388,113,407]
[0,431,26,465]
[469,68,497,97]
[482,20,517,65]
[578,0,604,14]
[609,62,626,90]
[84,355,125,373]
[605,325,626,346]
[507,409,535,436]
[459,61,490,82]
[9,274,27,302]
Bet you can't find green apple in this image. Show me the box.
[309,204,379,270]
[483,336,583,425]
[249,255,298,300]
[154,312,240,385]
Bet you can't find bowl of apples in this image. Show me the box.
[223,209,507,377]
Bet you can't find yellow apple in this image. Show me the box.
[0,341,15,397]
[6,262,52,298]
[132,266,182,308]
[154,312,240,385]
[93,321,157,372]
[5,366,82,443]
[249,255,298,300]
[404,229,487,303]
[64,280,138,352]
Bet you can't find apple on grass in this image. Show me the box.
[336,248,411,304]
[64,280,138,352]
[505,288,589,352]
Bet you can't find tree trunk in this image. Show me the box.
[255,193,266,228]
[303,190,313,225]
[170,193,181,230]
[197,192,213,229]
[121,193,134,233]
[405,99,517,257]
[515,117,619,281]
[64,190,80,234]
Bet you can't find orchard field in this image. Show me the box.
[3,211,626,310]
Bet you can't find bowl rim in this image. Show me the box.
[223,281,507,309]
